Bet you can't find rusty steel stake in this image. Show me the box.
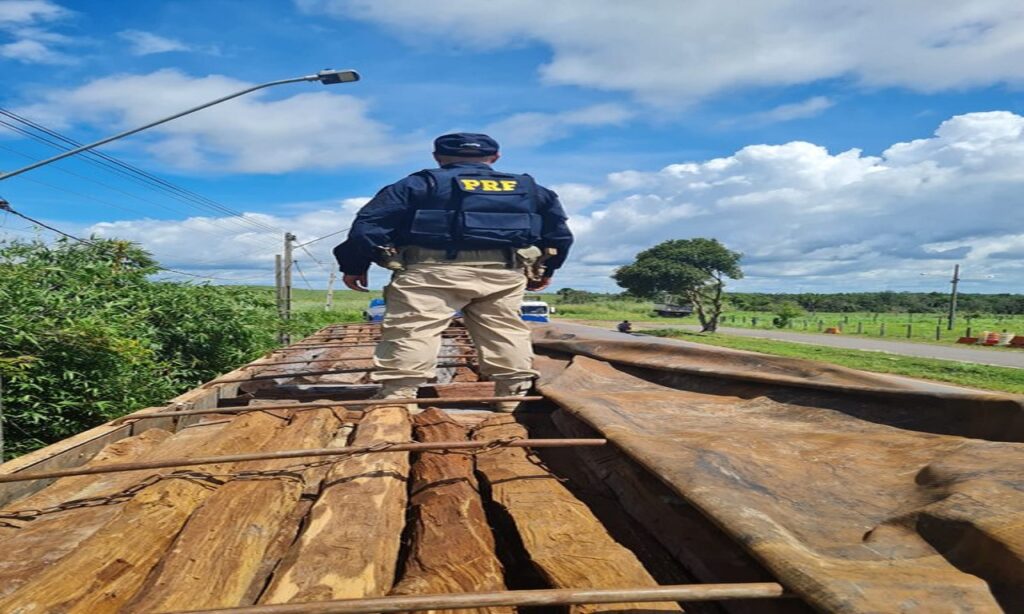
[0,438,606,484]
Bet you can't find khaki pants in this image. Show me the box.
[372,248,538,385]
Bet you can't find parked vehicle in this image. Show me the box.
[653,302,693,317]
[364,298,386,322]
[520,300,554,323]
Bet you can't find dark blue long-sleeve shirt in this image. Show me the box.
[333,162,574,276]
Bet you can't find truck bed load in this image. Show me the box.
[0,321,1020,612]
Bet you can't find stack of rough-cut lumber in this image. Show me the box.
[0,401,678,612]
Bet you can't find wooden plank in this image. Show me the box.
[124,407,345,612]
[0,423,230,599]
[0,421,134,507]
[0,428,171,538]
[238,423,356,606]
[472,415,681,614]
[259,405,412,604]
[0,412,284,613]
[549,410,807,614]
[390,408,509,613]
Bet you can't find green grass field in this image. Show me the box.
[645,329,1024,395]
[547,296,1024,345]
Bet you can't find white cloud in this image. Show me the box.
[554,111,1024,291]
[117,30,190,55]
[485,103,634,147]
[0,0,75,64]
[303,0,1024,104]
[0,37,67,62]
[12,111,1024,293]
[726,96,834,127]
[80,198,372,284]
[16,69,415,173]
[0,0,68,25]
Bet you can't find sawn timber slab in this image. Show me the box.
[390,408,510,614]
[473,414,681,614]
[259,404,412,605]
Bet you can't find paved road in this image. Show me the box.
[576,321,1024,369]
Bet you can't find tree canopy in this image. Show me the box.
[613,238,743,331]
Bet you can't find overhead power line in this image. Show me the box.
[0,198,266,283]
[294,226,349,247]
[0,108,285,236]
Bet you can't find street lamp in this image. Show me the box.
[0,68,360,182]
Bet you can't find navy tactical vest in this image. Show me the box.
[402,166,542,252]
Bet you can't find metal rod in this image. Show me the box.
[172,583,790,614]
[272,344,383,350]
[293,335,471,344]
[111,396,544,425]
[205,362,471,386]
[248,354,477,368]
[0,438,605,484]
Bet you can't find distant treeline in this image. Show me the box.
[727,292,1024,314]
[554,288,1024,315]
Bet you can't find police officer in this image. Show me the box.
[333,133,574,411]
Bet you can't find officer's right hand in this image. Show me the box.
[343,274,369,292]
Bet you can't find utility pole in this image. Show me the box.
[325,271,336,311]
[282,232,296,345]
[948,263,960,331]
[0,375,5,462]
[274,255,285,344]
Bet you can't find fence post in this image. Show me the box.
[752,317,758,327]
[857,322,863,334]
[935,325,941,341]
[906,324,912,339]
[817,320,823,331]
[966,326,972,338]
[880,322,886,336]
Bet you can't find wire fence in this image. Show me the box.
[720,312,1024,344]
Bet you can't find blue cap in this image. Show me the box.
[433,133,499,157]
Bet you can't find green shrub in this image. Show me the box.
[0,238,278,459]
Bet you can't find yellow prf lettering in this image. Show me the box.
[479,179,501,191]
[500,180,518,191]
[460,179,481,190]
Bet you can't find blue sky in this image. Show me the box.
[1,0,1023,292]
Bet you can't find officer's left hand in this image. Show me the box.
[527,276,552,291]
[343,274,369,292]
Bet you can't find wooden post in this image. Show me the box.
[275,255,285,345]
[906,324,912,339]
[880,322,886,336]
[935,325,941,341]
[0,374,5,462]
[325,272,336,311]
[282,233,296,345]
[948,263,960,330]
[857,322,863,334]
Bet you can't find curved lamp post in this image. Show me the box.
[0,68,360,182]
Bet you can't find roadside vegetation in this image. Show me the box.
[0,239,280,459]
[644,329,1024,395]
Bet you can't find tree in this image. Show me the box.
[613,238,743,332]
[772,301,805,328]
